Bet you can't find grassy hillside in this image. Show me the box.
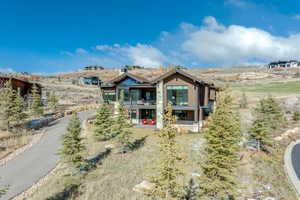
[231,80,300,94]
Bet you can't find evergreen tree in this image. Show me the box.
[250,96,285,152]
[147,104,184,200]
[59,115,86,169]
[199,90,242,199]
[48,92,59,113]
[239,92,248,109]
[250,115,271,151]
[93,103,112,140]
[112,100,130,135]
[180,179,198,200]
[11,89,27,125]
[255,96,286,130]
[293,110,300,121]
[0,81,16,130]
[113,100,133,148]
[30,83,44,117]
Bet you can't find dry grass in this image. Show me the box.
[0,130,33,160]
[26,122,204,200]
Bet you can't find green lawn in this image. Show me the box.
[230,80,300,94]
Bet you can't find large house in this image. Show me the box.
[100,68,217,132]
[268,60,300,68]
[0,76,42,101]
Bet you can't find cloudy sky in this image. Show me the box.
[1,0,300,74]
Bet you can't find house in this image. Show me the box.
[84,65,104,71]
[268,60,300,68]
[0,76,42,101]
[79,76,101,86]
[100,68,217,132]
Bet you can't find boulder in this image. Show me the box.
[133,180,154,193]
[104,144,115,149]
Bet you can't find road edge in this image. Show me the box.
[284,140,300,199]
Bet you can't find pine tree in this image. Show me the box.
[113,100,133,148]
[112,100,130,135]
[293,110,300,121]
[48,92,59,113]
[0,187,7,198]
[250,115,271,151]
[180,179,198,200]
[255,96,285,130]
[11,89,27,125]
[30,83,43,117]
[250,96,285,152]
[0,81,16,130]
[59,115,86,169]
[239,92,248,109]
[93,103,112,140]
[147,104,184,200]
[199,90,242,199]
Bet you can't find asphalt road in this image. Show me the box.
[0,110,94,200]
[292,143,300,181]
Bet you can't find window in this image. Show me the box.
[167,85,188,106]
[103,91,116,103]
[130,89,141,102]
[172,110,194,121]
[118,88,130,101]
[129,110,137,119]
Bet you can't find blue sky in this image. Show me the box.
[1,0,300,74]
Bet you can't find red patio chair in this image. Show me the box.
[142,119,148,125]
[150,119,156,125]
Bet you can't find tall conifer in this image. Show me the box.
[59,115,86,169]
[199,90,242,199]
[148,104,184,200]
[0,81,16,130]
[93,103,112,140]
[30,83,43,117]
[113,100,133,147]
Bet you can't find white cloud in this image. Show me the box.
[181,16,300,65]
[94,43,168,67]
[95,45,112,51]
[124,44,168,67]
[0,68,16,74]
[75,48,88,54]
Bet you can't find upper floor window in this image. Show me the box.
[167,85,188,106]
[103,91,116,104]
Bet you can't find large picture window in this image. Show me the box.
[117,87,130,102]
[103,91,116,103]
[167,85,188,106]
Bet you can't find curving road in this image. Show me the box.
[292,143,300,181]
[0,111,94,200]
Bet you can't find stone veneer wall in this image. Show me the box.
[156,80,164,129]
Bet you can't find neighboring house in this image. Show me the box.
[100,69,217,132]
[0,76,42,101]
[268,60,300,68]
[79,76,101,86]
[84,66,104,71]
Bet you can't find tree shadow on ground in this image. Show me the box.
[45,184,80,200]
[82,148,111,171]
[131,136,148,151]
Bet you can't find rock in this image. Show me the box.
[104,144,115,149]
[263,197,275,200]
[191,172,200,177]
[133,180,154,193]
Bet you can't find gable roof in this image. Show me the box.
[109,72,150,85]
[0,76,42,88]
[151,68,210,85]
